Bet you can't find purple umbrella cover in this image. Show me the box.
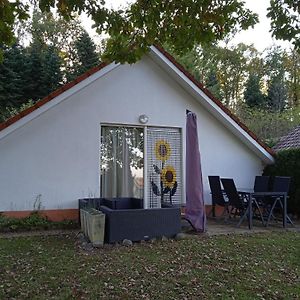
[185,111,206,232]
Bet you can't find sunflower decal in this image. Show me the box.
[151,139,178,205]
[155,140,171,162]
[161,166,176,188]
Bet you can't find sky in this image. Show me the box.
[81,0,291,52]
[229,0,290,51]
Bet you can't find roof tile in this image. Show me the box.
[273,125,300,151]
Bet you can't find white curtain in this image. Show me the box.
[101,127,143,199]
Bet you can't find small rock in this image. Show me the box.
[175,233,189,240]
[122,239,133,246]
[77,232,88,243]
[161,236,168,242]
[82,242,94,251]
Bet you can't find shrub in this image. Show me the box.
[236,105,300,142]
[263,149,300,217]
[0,212,78,232]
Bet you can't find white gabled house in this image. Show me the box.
[0,46,274,221]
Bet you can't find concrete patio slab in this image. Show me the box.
[205,219,300,236]
[181,218,300,236]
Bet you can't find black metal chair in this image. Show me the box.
[254,176,270,192]
[208,176,229,218]
[252,176,270,221]
[266,176,293,226]
[221,178,251,228]
[221,178,265,228]
[273,176,291,193]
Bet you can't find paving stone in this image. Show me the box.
[122,239,133,246]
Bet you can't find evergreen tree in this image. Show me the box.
[42,46,62,95]
[0,44,26,114]
[74,31,100,76]
[244,74,265,108]
[23,41,62,102]
[267,76,287,111]
[23,41,45,102]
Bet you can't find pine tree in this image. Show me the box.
[74,31,100,76]
[244,74,265,108]
[23,42,63,102]
[42,46,62,95]
[0,44,26,114]
[23,41,45,102]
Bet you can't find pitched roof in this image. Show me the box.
[273,125,300,152]
[0,45,274,161]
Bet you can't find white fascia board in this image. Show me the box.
[149,46,274,164]
[0,62,120,141]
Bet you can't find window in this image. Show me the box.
[100,126,144,199]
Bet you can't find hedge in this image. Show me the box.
[263,148,300,217]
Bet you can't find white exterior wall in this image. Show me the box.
[0,56,265,211]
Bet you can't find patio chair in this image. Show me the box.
[208,176,229,218]
[221,178,264,228]
[252,176,270,221]
[265,176,293,226]
[254,176,270,192]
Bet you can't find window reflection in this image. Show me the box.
[100,126,144,199]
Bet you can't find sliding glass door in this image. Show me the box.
[100,125,182,208]
[100,126,144,199]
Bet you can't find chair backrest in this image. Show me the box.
[254,176,270,192]
[221,178,244,209]
[272,176,291,193]
[208,176,226,206]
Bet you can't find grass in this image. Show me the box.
[0,232,299,299]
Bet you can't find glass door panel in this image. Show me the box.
[100,126,144,199]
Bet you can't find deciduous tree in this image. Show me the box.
[0,0,258,62]
[267,0,300,49]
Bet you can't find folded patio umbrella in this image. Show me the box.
[185,111,206,232]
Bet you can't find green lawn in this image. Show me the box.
[0,232,299,299]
